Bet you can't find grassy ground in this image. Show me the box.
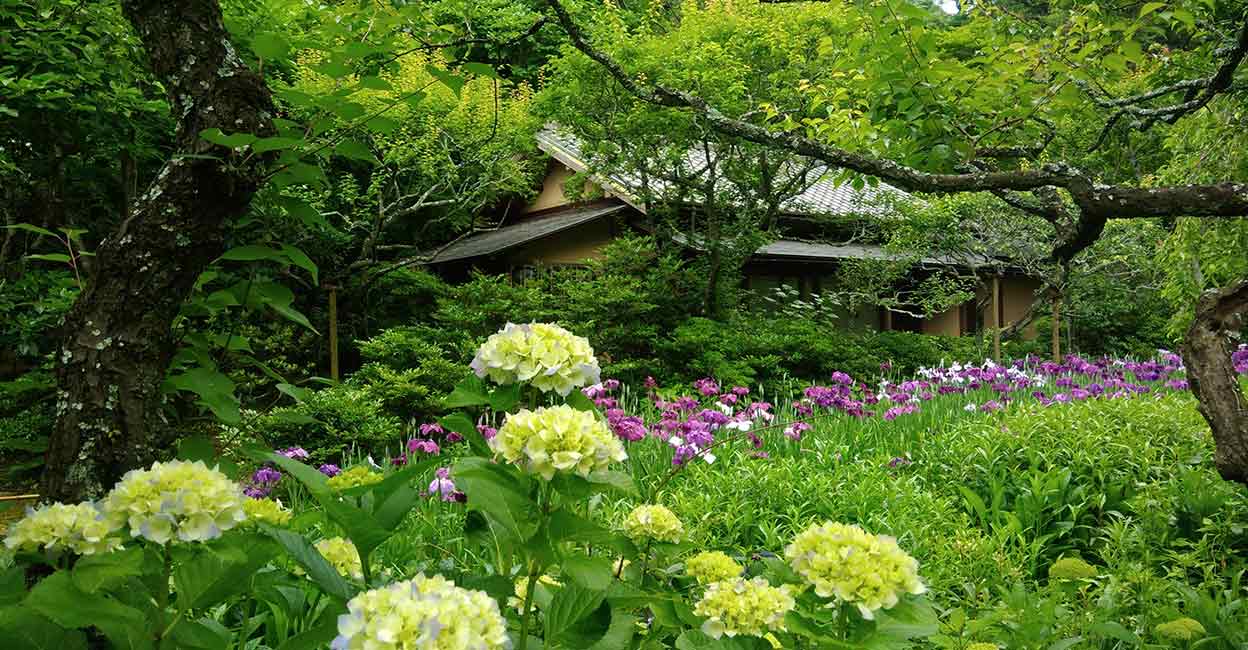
[371,386,1248,648]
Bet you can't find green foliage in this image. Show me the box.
[346,324,464,421]
[250,385,403,463]
[0,272,77,364]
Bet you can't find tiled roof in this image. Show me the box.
[428,202,629,263]
[536,127,912,217]
[754,239,995,268]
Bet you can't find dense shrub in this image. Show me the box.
[0,270,77,368]
[657,316,1013,386]
[250,385,403,464]
[349,325,464,423]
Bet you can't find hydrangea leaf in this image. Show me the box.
[169,618,233,649]
[262,526,355,602]
[0,567,26,606]
[445,373,490,408]
[274,617,339,650]
[0,606,88,650]
[453,457,539,542]
[24,571,145,636]
[70,547,145,594]
[173,533,279,611]
[544,583,608,646]
[562,555,614,591]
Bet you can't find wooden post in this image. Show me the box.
[882,308,893,331]
[1051,289,1062,363]
[991,275,1001,362]
[327,284,339,382]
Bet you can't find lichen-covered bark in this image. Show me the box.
[41,0,273,502]
[1182,279,1248,485]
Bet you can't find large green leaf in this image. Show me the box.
[276,617,341,650]
[25,253,72,264]
[252,32,290,60]
[544,583,610,647]
[0,606,88,650]
[586,610,636,650]
[24,571,145,635]
[252,136,303,153]
[199,128,257,149]
[0,567,26,606]
[488,383,522,412]
[4,223,57,237]
[445,373,490,408]
[165,366,241,424]
[562,554,614,591]
[254,281,318,333]
[548,510,635,554]
[173,533,279,611]
[175,436,217,465]
[453,457,538,542]
[874,597,938,639]
[586,470,638,496]
[425,65,466,96]
[333,139,377,164]
[71,547,146,594]
[278,244,319,284]
[170,618,233,649]
[263,527,355,602]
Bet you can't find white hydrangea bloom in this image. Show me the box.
[470,323,600,396]
[4,502,122,555]
[103,459,246,544]
[492,405,626,480]
[331,574,509,650]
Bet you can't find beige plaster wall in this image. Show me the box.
[523,161,602,214]
[505,219,614,266]
[922,305,962,337]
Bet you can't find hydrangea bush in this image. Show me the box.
[1,322,944,649]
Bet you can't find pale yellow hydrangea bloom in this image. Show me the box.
[470,322,601,396]
[966,643,999,650]
[332,574,509,650]
[243,498,292,526]
[622,504,684,544]
[492,405,627,480]
[686,551,743,584]
[316,537,364,580]
[327,466,384,491]
[4,502,121,556]
[103,460,247,545]
[1155,618,1206,642]
[694,577,795,639]
[507,574,561,613]
[784,522,926,619]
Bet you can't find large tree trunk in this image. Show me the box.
[40,0,274,502]
[1182,279,1248,485]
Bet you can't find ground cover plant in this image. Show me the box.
[3,325,1246,649]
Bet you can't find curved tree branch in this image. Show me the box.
[542,0,1248,226]
[1182,279,1248,484]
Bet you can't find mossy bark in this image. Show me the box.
[41,0,274,502]
[1182,279,1248,485]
